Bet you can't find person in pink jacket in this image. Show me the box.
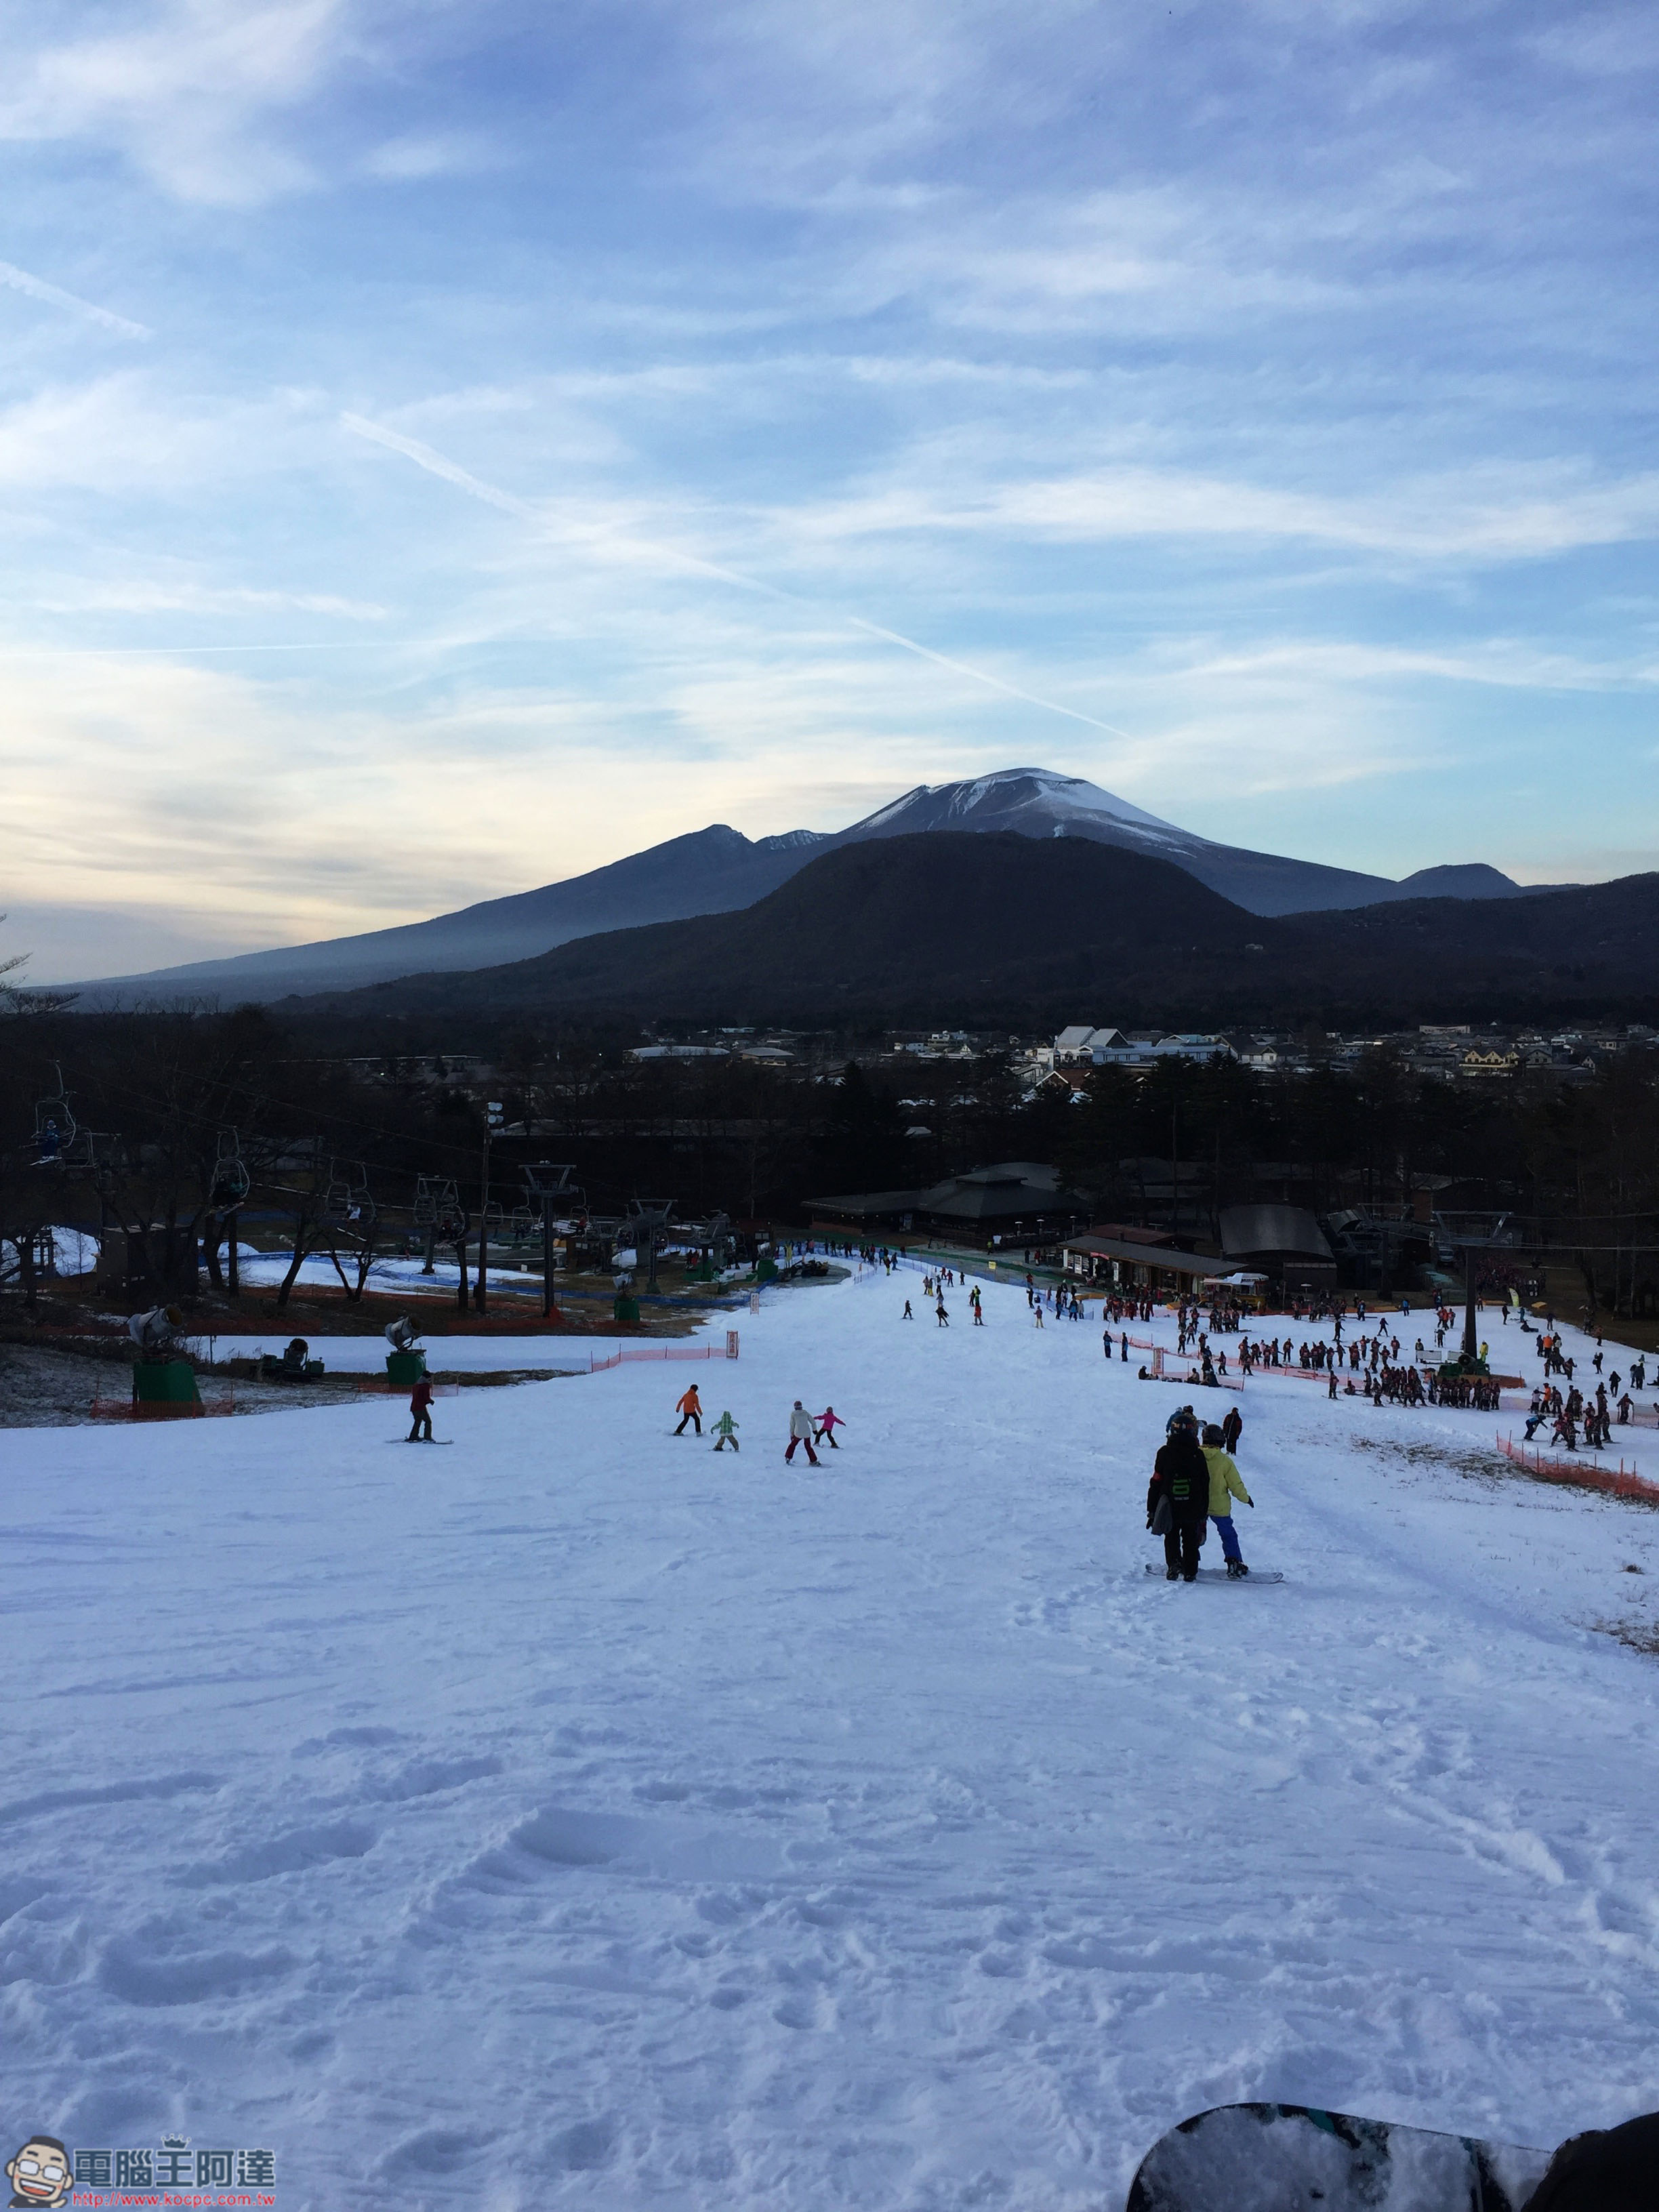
[815,1406,844,1449]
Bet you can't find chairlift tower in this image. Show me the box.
[628,1198,676,1297]
[434,1182,471,1312]
[523,1164,579,1319]
[1434,1210,1519,1368]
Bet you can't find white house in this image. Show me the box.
[1053,1026,1130,1065]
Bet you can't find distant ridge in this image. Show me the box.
[69,766,1539,1006]
[298,834,1658,1033]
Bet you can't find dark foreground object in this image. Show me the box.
[1126,2103,1551,2211]
[1523,2110,1659,2211]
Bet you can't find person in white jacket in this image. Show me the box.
[785,1399,820,1466]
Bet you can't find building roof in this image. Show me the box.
[808,1162,1080,1224]
[1218,1204,1334,1263]
[1062,1232,1219,1277]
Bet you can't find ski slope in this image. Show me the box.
[5,1275,1658,2209]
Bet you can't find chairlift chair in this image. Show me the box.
[508,1203,533,1244]
[484,1197,506,1237]
[346,1162,377,1228]
[33,1065,78,1166]
[413,1176,438,1228]
[209,1129,250,1208]
[323,1161,354,1225]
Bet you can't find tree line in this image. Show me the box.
[3,992,1658,1320]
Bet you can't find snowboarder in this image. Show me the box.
[1147,1406,1209,1582]
[902,1298,914,1320]
[1202,1422,1254,1576]
[815,1405,844,1448]
[785,1400,820,1466]
[712,1410,739,1452]
[936,1299,949,1327]
[674,1383,703,1435]
[407,1374,435,1442]
[1221,1404,1242,1454]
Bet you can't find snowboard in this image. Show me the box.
[1145,1564,1285,1584]
[1126,2102,1551,2212]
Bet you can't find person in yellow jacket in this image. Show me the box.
[1201,1422,1253,1578]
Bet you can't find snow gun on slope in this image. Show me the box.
[126,1305,200,1409]
[127,1305,187,1358]
[384,1314,427,1384]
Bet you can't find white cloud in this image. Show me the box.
[0,1,347,204]
[363,131,496,181]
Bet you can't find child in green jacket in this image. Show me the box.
[1202,1423,1253,1577]
[712,1410,740,1452]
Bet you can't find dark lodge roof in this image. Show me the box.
[1219,1204,1334,1263]
[809,1162,1082,1224]
[1062,1232,1219,1277]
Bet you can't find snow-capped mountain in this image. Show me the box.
[838,769,1523,916]
[847,769,1185,842]
[70,766,1527,1004]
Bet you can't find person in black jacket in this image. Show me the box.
[1148,1406,1209,1581]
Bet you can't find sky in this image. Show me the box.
[2,0,1658,981]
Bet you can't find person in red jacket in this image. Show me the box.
[407,1376,434,1442]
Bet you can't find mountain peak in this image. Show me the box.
[848,766,1183,840]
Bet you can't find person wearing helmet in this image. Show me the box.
[1148,1406,1209,1581]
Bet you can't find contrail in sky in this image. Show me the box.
[341,410,1140,743]
[0,260,151,338]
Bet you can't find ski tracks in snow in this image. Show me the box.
[6,1282,1659,2204]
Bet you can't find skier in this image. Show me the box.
[1202,1422,1254,1577]
[785,1399,820,1466]
[407,1373,435,1443]
[815,1405,844,1449]
[712,1409,740,1452]
[674,1383,703,1436]
[1147,1406,1209,1582]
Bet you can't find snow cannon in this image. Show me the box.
[384,1314,427,1386]
[127,1305,200,1410]
[611,1265,640,1326]
[128,1304,187,1357]
[259,1336,325,1382]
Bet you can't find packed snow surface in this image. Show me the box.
[5,1276,1659,2210]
